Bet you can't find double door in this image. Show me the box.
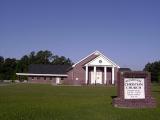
[91,71,102,84]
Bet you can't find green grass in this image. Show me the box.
[0,84,159,120]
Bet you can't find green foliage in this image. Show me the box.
[0,84,159,120]
[52,55,73,65]
[158,71,160,82]
[34,50,53,64]
[0,56,4,80]
[144,61,160,83]
[0,50,73,80]
[0,56,4,64]
[2,58,17,80]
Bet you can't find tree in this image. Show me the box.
[143,61,160,83]
[158,71,160,82]
[17,55,29,73]
[2,58,17,80]
[29,51,36,64]
[35,50,53,64]
[0,50,73,80]
[143,62,152,71]
[0,56,4,64]
[0,56,4,80]
[52,55,73,65]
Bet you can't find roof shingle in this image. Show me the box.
[28,64,71,74]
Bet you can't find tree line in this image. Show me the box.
[143,61,160,83]
[0,50,73,80]
[0,50,159,83]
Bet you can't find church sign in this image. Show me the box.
[113,71,156,108]
[124,78,145,99]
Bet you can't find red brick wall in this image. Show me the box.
[27,67,119,85]
[27,53,119,85]
[28,76,65,85]
[114,67,119,85]
[65,66,118,85]
[65,54,98,85]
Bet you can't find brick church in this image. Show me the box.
[16,51,127,85]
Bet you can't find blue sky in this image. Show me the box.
[0,0,160,70]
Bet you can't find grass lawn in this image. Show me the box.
[0,84,159,120]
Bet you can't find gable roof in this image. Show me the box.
[72,50,100,67]
[28,64,71,74]
[73,50,120,68]
[86,53,119,67]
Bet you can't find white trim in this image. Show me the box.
[104,66,107,84]
[72,50,120,68]
[56,77,61,84]
[112,67,115,84]
[91,71,94,84]
[16,73,68,77]
[96,71,102,84]
[94,66,96,83]
[72,50,100,67]
[85,65,88,84]
[85,53,120,68]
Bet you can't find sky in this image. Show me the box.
[0,0,160,70]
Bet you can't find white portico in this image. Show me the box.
[85,52,120,85]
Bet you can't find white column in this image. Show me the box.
[85,65,88,84]
[104,66,107,84]
[112,67,114,84]
[94,66,96,84]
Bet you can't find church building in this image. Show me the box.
[16,51,120,85]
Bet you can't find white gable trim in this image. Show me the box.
[73,50,120,68]
[85,54,120,68]
[101,54,120,68]
[72,50,100,67]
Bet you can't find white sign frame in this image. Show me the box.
[124,78,145,99]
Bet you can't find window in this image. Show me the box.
[50,77,52,80]
[44,77,46,80]
[99,60,102,63]
[61,77,64,80]
[31,77,34,80]
[37,77,40,80]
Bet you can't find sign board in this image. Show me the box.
[113,71,156,108]
[124,78,145,99]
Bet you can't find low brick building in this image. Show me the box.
[17,64,70,84]
[16,51,120,85]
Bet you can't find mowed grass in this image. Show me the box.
[0,84,159,120]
